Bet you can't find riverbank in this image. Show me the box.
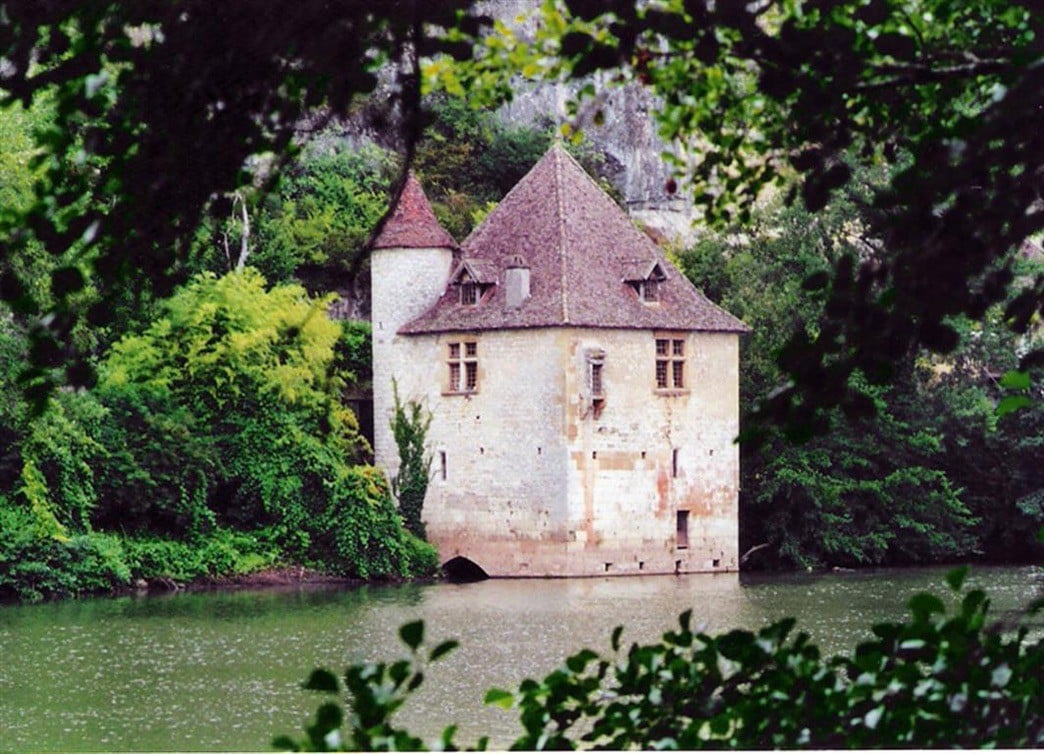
[124,565,359,595]
[0,520,439,604]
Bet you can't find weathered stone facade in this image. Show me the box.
[371,148,747,577]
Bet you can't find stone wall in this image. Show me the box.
[371,244,456,474]
[381,325,740,577]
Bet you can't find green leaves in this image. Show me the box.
[279,620,466,751]
[908,592,946,623]
[945,565,969,593]
[399,620,425,652]
[1,2,487,398]
[429,639,460,663]
[436,0,1044,438]
[303,669,341,694]
[390,382,433,540]
[484,688,514,709]
[997,395,1033,418]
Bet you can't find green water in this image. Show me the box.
[1,565,1041,751]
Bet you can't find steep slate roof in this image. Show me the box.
[400,146,749,334]
[371,171,457,250]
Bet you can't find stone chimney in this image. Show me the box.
[505,254,530,310]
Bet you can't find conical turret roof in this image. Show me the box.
[401,146,748,334]
[371,171,457,250]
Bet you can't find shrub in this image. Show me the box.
[120,528,280,583]
[314,467,438,580]
[17,390,107,535]
[0,499,130,602]
[90,271,424,580]
[91,386,217,537]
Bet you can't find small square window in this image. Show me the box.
[461,283,478,305]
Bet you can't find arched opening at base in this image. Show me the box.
[442,556,490,583]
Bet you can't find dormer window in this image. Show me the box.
[460,280,479,306]
[451,260,494,307]
[626,260,667,305]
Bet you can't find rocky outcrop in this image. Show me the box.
[482,0,700,247]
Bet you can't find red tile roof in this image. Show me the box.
[371,171,457,250]
[400,146,749,334]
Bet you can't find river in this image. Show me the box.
[1,564,1041,751]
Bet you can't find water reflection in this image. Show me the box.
[0,565,1040,751]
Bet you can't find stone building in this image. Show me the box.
[370,146,748,577]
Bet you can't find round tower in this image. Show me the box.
[369,172,457,472]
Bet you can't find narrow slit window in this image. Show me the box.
[672,448,680,478]
[590,362,603,397]
[439,451,447,481]
[677,510,690,549]
[585,348,607,417]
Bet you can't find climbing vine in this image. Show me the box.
[389,382,432,540]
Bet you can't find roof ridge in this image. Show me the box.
[459,151,549,247]
[555,147,570,324]
[401,145,750,336]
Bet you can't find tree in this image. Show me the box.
[94,269,435,577]
[0,2,488,405]
[674,176,987,568]
[249,142,398,284]
[432,0,1044,438]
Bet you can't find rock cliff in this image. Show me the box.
[481,0,699,247]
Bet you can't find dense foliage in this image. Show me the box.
[0,270,435,601]
[0,40,578,602]
[0,2,488,402]
[249,144,397,284]
[671,172,1044,568]
[276,568,1044,750]
[415,96,551,239]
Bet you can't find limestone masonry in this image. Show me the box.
[371,146,748,577]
